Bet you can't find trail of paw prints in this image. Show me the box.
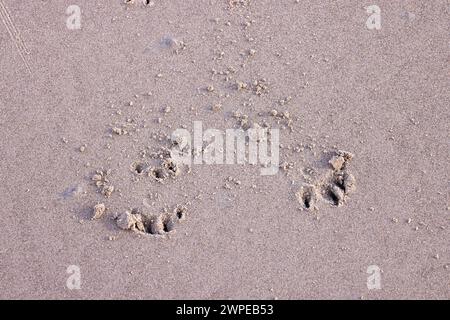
[296,150,356,210]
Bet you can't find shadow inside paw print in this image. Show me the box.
[296,185,318,210]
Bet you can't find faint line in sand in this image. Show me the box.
[0,0,32,73]
[0,1,30,53]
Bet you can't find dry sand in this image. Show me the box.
[0,0,448,299]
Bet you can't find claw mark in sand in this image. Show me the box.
[0,1,32,73]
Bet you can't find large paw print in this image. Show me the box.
[115,206,187,236]
[296,150,356,210]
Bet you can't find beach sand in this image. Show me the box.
[0,0,448,299]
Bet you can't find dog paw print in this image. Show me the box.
[115,206,187,236]
[297,150,356,210]
[132,156,182,182]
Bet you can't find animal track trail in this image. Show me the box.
[296,150,356,210]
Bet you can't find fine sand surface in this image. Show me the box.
[0,0,448,299]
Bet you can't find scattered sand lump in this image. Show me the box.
[116,210,144,232]
[92,203,106,220]
[234,79,269,95]
[232,111,249,129]
[229,0,250,8]
[235,80,248,91]
[252,79,269,96]
[111,120,138,136]
[112,127,127,136]
[102,185,115,197]
[269,109,294,130]
[92,169,115,197]
[329,150,353,171]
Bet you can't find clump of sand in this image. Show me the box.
[91,203,106,220]
[92,170,115,198]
